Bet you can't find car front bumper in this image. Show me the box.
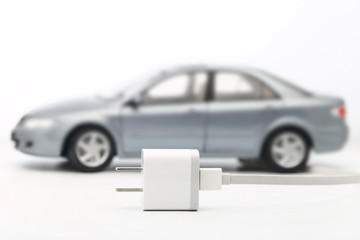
[11,125,64,157]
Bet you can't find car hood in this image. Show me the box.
[28,96,113,117]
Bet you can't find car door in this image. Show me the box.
[121,71,208,154]
[206,71,281,157]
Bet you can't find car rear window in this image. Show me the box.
[264,72,312,96]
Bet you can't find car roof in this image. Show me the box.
[160,65,263,76]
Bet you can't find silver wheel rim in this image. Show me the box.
[271,132,306,168]
[75,131,111,168]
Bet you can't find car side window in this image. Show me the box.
[213,72,277,101]
[142,72,208,105]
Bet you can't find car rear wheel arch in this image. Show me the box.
[261,126,313,157]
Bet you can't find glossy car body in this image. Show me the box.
[12,66,348,162]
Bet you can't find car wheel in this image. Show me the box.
[66,128,115,172]
[263,130,310,173]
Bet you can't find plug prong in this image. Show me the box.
[116,188,143,192]
[115,167,143,172]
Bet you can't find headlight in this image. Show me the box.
[23,118,54,129]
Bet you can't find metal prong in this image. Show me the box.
[115,167,143,172]
[115,188,143,192]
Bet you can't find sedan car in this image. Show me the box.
[11,66,348,172]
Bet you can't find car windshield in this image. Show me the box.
[97,71,161,100]
[264,71,312,96]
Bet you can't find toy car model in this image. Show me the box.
[11,66,348,172]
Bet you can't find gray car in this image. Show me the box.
[11,66,348,172]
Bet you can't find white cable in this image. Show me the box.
[221,172,360,186]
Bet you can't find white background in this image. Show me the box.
[1,0,360,239]
[1,0,360,140]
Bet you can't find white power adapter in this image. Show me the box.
[115,149,360,211]
[116,149,222,210]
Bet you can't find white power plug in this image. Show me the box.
[116,149,223,210]
[115,149,360,211]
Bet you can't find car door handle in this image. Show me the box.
[264,105,276,112]
[188,109,200,115]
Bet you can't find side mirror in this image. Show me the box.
[127,94,142,109]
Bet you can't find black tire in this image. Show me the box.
[66,127,115,172]
[263,129,310,173]
[238,158,265,168]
